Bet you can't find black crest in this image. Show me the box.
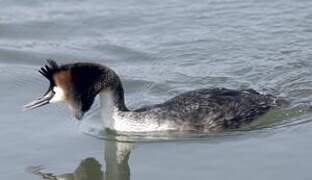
[38,59,59,84]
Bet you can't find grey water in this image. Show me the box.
[1,0,312,179]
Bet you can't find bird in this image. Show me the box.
[24,60,284,133]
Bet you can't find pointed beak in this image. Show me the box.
[23,90,55,111]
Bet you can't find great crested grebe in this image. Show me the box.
[24,60,283,132]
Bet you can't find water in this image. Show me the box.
[1,0,312,179]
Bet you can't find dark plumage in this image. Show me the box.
[134,88,280,131]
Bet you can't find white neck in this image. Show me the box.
[100,90,116,129]
[99,90,176,132]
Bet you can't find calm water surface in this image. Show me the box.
[1,0,312,179]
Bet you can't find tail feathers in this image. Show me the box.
[268,95,288,107]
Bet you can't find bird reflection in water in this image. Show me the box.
[29,140,133,180]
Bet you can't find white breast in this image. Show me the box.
[111,111,177,132]
[100,90,177,132]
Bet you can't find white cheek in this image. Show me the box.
[50,86,65,103]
